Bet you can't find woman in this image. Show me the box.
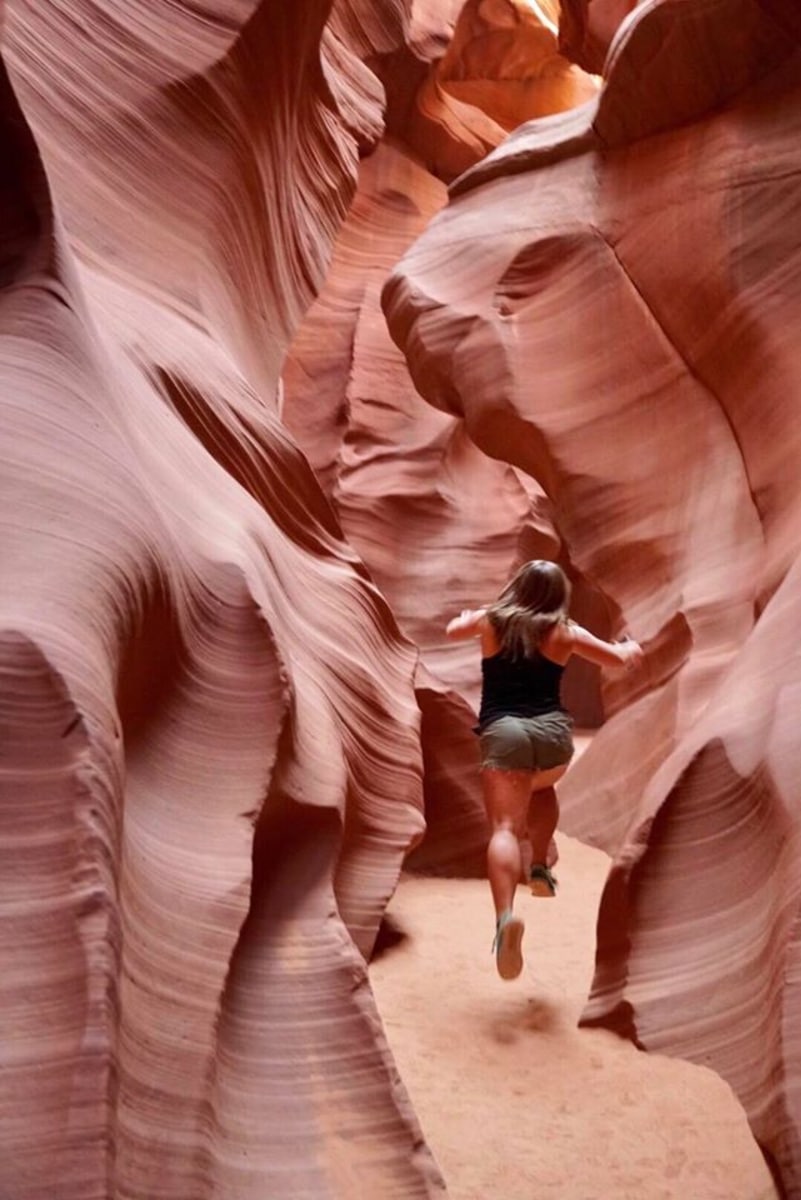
[446,560,642,981]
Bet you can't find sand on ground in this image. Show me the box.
[369,835,779,1200]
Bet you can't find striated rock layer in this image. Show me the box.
[385,0,801,1193]
[284,1,602,874]
[283,138,546,874]
[399,0,597,180]
[0,2,447,1197]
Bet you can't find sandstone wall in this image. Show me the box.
[5,0,801,1195]
[384,0,801,1192]
[0,2,444,1196]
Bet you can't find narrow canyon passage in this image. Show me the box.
[3,0,801,1194]
[370,837,779,1200]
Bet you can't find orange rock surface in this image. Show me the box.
[4,0,801,1195]
[392,0,598,180]
[0,3,444,1196]
[384,0,801,1193]
[3,0,591,1191]
[283,3,600,877]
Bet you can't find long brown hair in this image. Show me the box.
[486,560,571,659]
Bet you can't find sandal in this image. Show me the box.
[492,910,525,980]
[529,863,558,898]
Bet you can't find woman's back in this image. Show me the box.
[478,649,566,731]
[480,616,571,664]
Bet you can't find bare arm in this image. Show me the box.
[445,607,487,640]
[566,623,643,671]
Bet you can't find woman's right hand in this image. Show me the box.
[617,638,644,670]
[445,608,486,639]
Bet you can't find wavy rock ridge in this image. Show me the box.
[0,2,446,1197]
[283,1,601,874]
[384,0,801,1193]
[5,0,800,1196]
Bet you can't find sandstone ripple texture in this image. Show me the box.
[0,2,447,1197]
[384,0,801,1194]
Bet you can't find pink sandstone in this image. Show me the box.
[384,0,801,1193]
[283,2,601,876]
[0,2,446,1196]
[3,0,801,1195]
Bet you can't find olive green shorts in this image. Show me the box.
[479,712,574,772]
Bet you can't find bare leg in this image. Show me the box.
[523,766,569,894]
[518,836,557,886]
[527,786,559,866]
[481,768,532,979]
[481,768,532,917]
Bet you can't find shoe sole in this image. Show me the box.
[529,879,556,898]
[496,915,524,980]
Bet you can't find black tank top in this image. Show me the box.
[478,651,566,731]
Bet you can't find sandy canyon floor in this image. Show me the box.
[370,836,779,1200]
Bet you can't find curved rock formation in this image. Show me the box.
[384,0,801,1191]
[0,2,446,1197]
[284,2,602,876]
[6,0,799,1192]
[381,0,597,181]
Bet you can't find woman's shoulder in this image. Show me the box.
[479,609,501,657]
[446,606,486,639]
[539,618,574,665]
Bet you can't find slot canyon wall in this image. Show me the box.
[1,2,800,1200]
[382,0,801,1194]
[0,2,447,1196]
